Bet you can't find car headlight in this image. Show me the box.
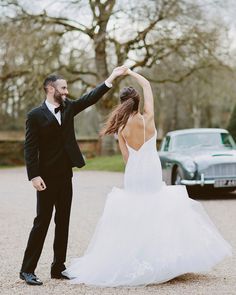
[189,172,195,178]
[183,160,197,172]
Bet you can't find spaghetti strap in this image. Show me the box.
[141,115,145,144]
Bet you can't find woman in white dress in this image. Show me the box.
[63,69,232,287]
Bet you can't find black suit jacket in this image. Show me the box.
[24,82,110,180]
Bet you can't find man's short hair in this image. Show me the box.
[43,74,65,92]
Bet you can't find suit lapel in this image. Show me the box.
[41,101,61,127]
[61,99,69,126]
[61,101,66,126]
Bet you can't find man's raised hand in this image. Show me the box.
[105,65,129,85]
[112,65,129,77]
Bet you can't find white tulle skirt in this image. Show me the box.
[63,184,232,287]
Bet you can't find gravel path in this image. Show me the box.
[0,167,235,295]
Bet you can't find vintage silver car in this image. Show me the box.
[159,128,236,191]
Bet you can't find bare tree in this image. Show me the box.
[0,0,233,153]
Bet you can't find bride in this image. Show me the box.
[63,69,232,287]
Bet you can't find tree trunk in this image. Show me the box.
[92,0,117,155]
[97,104,118,155]
[227,103,236,141]
[192,105,201,128]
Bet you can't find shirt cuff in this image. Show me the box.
[31,176,40,181]
[104,80,113,88]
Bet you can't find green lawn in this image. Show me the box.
[79,154,125,172]
[0,155,125,172]
[0,165,23,169]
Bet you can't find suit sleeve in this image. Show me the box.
[72,82,111,116]
[24,112,40,181]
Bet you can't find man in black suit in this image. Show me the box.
[20,65,128,285]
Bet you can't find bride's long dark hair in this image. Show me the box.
[100,86,140,135]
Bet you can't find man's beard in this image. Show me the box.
[53,89,65,104]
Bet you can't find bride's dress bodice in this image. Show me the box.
[124,119,163,193]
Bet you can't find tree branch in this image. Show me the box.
[145,64,229,84]
[0,70,31,81]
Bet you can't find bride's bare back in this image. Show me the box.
[118,69,156,163]
[121,113,156,151]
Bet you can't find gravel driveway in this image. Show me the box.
[0,167,235,295]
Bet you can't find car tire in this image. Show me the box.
[172,167,197,197]
[172,167,184,185]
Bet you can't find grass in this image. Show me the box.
[79,154,125,172]
[0,156,125,172]
[0,165,23,169]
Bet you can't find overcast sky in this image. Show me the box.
[4,0,236,49]
[15,0,236,26]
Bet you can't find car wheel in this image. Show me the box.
[172,167,184,185]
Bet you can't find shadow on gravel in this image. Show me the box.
[187,187,236,200]
[147,273,218,288]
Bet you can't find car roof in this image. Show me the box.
[166,128,229,137]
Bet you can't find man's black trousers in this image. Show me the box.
[21,174,73,275]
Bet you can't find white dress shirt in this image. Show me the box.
[104,80,113,88]
[45,100,62,125]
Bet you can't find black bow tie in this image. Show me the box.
[54,104,64,114]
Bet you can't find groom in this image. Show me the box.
[20,65,128,285]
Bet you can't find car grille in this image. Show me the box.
[201,163,236,178]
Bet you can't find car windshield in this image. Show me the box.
[171,132,236,151]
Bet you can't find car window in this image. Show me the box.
[162,136,171,151]
[221,133,236,147]
[172,132,236,151]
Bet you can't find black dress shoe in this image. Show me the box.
[51,273,70,280]
[20,272,43,285]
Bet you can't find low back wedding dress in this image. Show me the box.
[63,116,232,287]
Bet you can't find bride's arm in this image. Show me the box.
[118,131,129,164]
[127,69,154,118]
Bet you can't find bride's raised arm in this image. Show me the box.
[127,69,154,118]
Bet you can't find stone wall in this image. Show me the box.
[0,138,101,166]
[0,132,162,166]
[0,140,25,165]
